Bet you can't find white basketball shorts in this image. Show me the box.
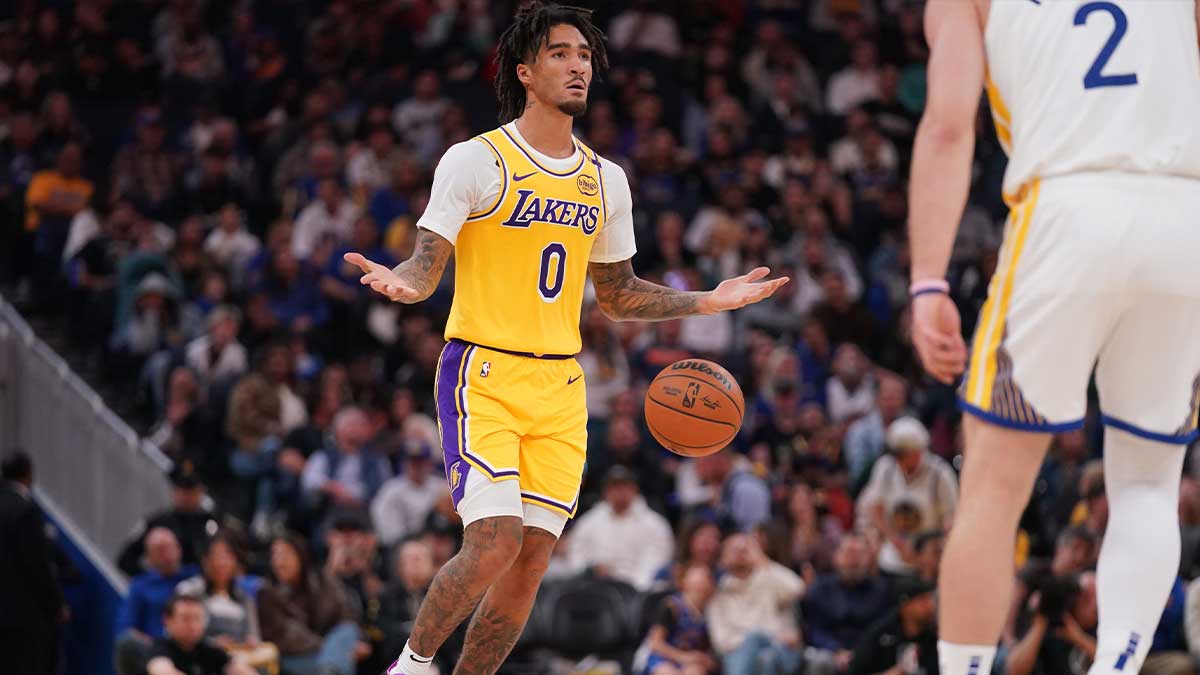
[959,172,1200,444]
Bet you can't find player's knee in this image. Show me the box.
[510,527,557,577]
[461,515,525,572]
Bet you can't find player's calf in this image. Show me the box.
[389,516,524,675]
[453,527,558,675]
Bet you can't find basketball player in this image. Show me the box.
[908,1,1200,674]
[344,5,787,674]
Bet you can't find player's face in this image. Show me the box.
[524,23,592,117]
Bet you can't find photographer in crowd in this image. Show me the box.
[1004,572,1097,675]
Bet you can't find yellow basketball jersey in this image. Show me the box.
[444,127,608,356]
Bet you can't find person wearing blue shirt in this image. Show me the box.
[114,527,200,675]
[803,535,894,673]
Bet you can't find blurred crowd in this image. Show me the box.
[4,1,1200,675]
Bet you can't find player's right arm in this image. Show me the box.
[346,140,495,303]
[906,0,984,383]
[345,230,452,303]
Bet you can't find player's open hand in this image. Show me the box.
[344,252,421,303]
[705,267,789,313]
[911,292,967,385]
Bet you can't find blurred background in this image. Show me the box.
[1,1,1196,675]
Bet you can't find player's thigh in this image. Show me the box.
[1096,176,1200,445]
[518,429,586,537]
[520,409,587,529]
[1095,295,1200,445]
[960,181,1118,429]
[436,341,523,523]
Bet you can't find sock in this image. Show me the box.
[1087,427,1185,675]
[938,641,996,675]
[386,642,434,675]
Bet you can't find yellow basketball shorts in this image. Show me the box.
[435,339,588,522]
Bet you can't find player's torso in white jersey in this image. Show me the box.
[982,0,1200,202]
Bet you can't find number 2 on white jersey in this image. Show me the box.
[1074,1,1139,90]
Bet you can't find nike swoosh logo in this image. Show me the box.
[567,374,582,385]
[512,171,537,182]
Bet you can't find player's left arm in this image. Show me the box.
[906,0,985,383]
[587,159,786,321]
[588,260,787,321]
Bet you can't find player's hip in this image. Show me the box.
[991,174,1200,296]
[435,339,587,430]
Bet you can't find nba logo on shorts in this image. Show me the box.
[480,361,491,378]
[450,461,462,490]
[682,382,700,409]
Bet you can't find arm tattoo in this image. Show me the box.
[390,229,453,302]
[589,259,707,321]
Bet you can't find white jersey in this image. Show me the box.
[984,0,1200,202]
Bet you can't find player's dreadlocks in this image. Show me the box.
[494,2,609,124]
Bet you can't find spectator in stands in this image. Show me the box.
[175,534,267,657]
[646,563,719,675]
[25,142,92,293]
[225,368,284,532]
[184,304,248,391]
[147,368,218,473]
[112,111,179,219]
[203,205,260,288]
[371,440,447,549]
[1004,572,1098,675]
[301,406,392,525]
[568,466,675,591]
[857,417,958,575]
[803,535,893,674]
[825,344,876,424]
[146,595,256,675]
[843,375,909,489]
[0,451,66,675]
[785,483,843,576]
[691,450,772,533]
[827,41,881,116]
[110,271,183,360]
[292,178,359,261]
[115,527,201,675]
[391,70,448,166]
[118,466,218,576]
[346,126,400,199]
[707,533,805,675]
[608,1,682,58]
[655,518,724,588]
[258,534,362,675]
[577,303,632,422]
[1003,526,1096,648]
[323,512,388,673]
[256,247,329,337]
[381,539,461,672]
[847,576,938,675]
[812,273,880,356]
[912,530,945,584]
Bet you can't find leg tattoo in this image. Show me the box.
[407,516,524,657]
[454,527,558,675]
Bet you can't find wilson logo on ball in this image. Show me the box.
[670,360,736,392]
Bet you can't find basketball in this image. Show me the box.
[645,359,745,457]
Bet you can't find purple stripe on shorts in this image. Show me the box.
[521,491,576,515]
[437,341,470,507]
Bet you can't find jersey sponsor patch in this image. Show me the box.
[576,174,599,196]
